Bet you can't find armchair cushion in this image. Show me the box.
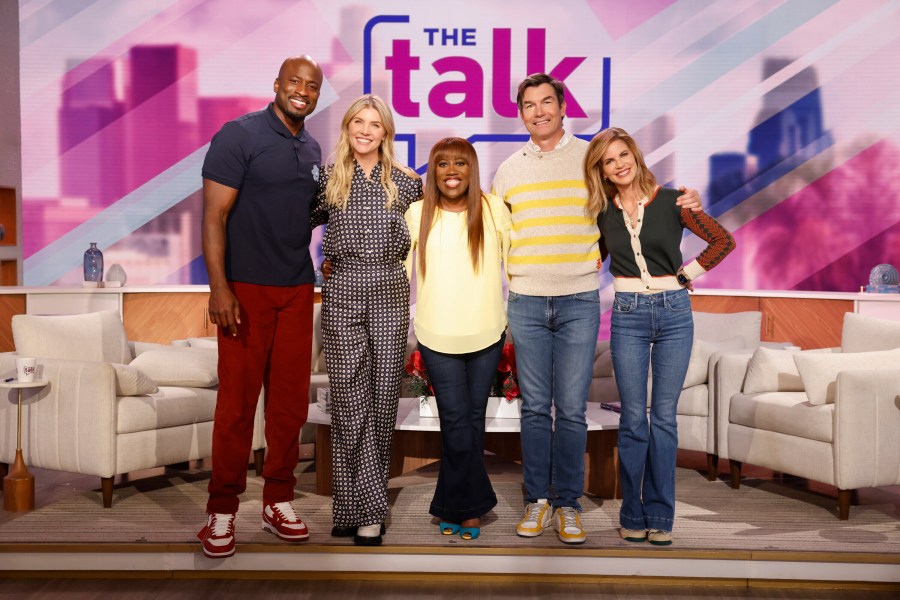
[730,392,833,442]
[129,348,219,388]
[793,348,900,405]
[841,313,900,353]
[12,310,131,364]
[116,386,217,434]
[112,363,159,396]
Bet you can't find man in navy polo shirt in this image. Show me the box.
[198,55,323,559]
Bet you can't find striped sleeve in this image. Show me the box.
[681,208,736,272]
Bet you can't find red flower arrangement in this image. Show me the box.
[403,343,521,402]
[493,343,521,401]
[403,349,434,399]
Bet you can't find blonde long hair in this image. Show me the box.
[584,127,657,220]
[418,138,490,281]
[325,94,415,210]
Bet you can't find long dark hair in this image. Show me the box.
[418,137,490,280]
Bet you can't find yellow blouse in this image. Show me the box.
[404,194,511,354]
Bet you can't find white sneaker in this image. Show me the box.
[553,507,587,544]
[198,512,236,558]
[516,499,551,537]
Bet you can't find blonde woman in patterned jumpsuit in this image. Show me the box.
[311,95,422,546]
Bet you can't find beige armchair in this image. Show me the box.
[0,311,265,508]
[716,313,900,519]
[590,311,768,479]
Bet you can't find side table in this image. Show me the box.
[2,379,49,511]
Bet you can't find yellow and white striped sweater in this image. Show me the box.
[491,137,601,296]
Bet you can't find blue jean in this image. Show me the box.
[507,290,600,509]
[611,289,693,532]
[418,335,504,522]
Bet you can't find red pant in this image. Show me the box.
[206,281,313,514]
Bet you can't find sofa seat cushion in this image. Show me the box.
[116,386,218,434]
[729,392,833,443]
[676,384,709,417]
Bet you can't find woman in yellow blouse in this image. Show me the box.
[404,137,511,540]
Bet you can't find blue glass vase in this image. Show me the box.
[83,242,104,283]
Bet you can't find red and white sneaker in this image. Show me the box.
[198,513,236,558]
[262,502,310,541]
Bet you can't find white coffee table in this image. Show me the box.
[307,398,621,499]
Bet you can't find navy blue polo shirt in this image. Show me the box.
[202,103,321,286]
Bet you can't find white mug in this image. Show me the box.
[15,357,36,383]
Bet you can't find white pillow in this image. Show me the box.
[743,346,804,393]
[12,310,132,364]
[186,337,219,349]
[129,348,218,388]
[692,311,761,349]
[793,348,900,405]
[841,313,900,353]
[112,363,159,396]
[683,336,745,388]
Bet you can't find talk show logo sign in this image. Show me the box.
[362,14,610,166]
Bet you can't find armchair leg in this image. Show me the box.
[705,454,718,481]
[1,462,7,478]
[253,448,265,476]
[729,460,742,489]
[838,489,852,520]
[101,477,114,508]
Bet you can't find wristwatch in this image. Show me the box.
[676,267,690,286]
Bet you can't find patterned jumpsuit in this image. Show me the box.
[311,162,422,528]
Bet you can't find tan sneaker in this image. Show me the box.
[619,527,647,542]
[648,529,673,546]
[553,507,587,545]
[516,499,551,537]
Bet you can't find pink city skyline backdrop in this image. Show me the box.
[18,1,900,337]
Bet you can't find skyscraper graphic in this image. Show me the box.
[125,45,199,192]
[707,152,748,208]
[707,59,833,213]
[747,58,829,174]
[58,59,126,206]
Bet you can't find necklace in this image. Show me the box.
[622,201,639,226]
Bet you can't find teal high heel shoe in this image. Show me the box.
[439,521,460,536]
[459,526,480,540]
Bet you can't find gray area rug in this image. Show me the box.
[1,466,898,553]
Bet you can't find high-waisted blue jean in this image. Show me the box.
[610,288,693,532]
[507,290,600,509]
[418,334,505,522]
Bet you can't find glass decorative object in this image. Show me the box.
[83,242,104,283]
[866,263,899,293]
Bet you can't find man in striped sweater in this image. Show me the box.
[491,73,701,544]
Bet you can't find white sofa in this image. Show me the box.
[0,311,265,508]
[589,311,770,479]
[716,313,900,519]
